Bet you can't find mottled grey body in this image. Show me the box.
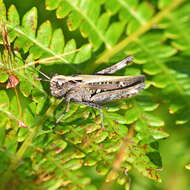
[50,56,145,110]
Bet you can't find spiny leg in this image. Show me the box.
[96,56,133,74]
[56,93,73,123]
[56,101,70,123]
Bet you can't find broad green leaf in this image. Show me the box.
[135,120,147,132]
[56,1,72,18]
[63,159,83,170]
[116,124,128,137]
[50,28,65,53]
[149,129,169,139]
[95,131,108,143]
[125,107,139,124]
[84,157,97,166]
[105,21,126,46]
[17,128,28,142]
[105,0,120,14]
[63,39,76,62]
[0,73,8,83]
[15,7,37,53]
[175,109,190,125]
[36,97,48,114]
[137,95,159,111]
[8,5,20,26]
[97,12,110,32]
[143,62,162,75]
[67,11,82,31]
[29,21,52,59]
[74,44,92,64]
[169,103,184,114]
[96,162,110,175]
[143,113,164,127]
[152,75,169,88]
[19,80,32,97]
[22,7,37,38]
[105,112,128,124]
[7,5,20,42]
[45,0,61,10]
[0,0,6,22]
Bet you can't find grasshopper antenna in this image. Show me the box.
[37,70,50,81]
[30,67,50,82]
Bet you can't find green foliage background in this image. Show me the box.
[0,0,190,189]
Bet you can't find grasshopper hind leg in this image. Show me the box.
[77,102,102,110]
[96,56,133,74]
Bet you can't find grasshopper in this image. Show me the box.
[49,56,145,123]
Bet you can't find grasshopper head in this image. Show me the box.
[50,75,74,99]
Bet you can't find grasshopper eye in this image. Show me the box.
[56,81,63,89]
